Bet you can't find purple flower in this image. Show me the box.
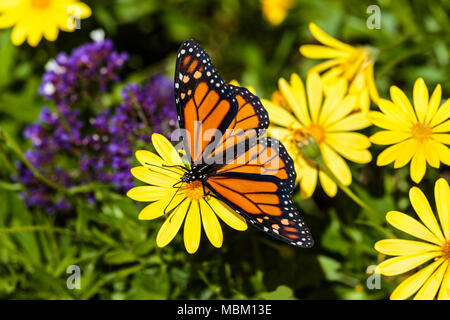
[39,39,128,106]
[18,38,177,213]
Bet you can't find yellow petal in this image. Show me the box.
[326,132,371,149]
[261,98,300,128]
[423,140,441,168]
[358,89,370,113]
[309,59,342,74]
[308,22,354,51]
[437,264,450,299]
[393,139,419,168]
[429,99,450,128]
[135,150,184,178]
[320,68,342,85]
[267,127,291,141]
[318,79,347,125]
[282,74,311,126]
[136,150,163,166]
[410,187,445,242]
[137,199,165,220]
[370,131,411,145]
[414,260,448,300]
[199,199,223,248]
[183,201,201,254]
[207,197,247,231]
[319,169,337,197]
[323,95,357,127]
[73,2,92,19]
[130,166,178,187]
[366,63,380,104]
[410,147,427,183]
[390,86,418,124]
[377,251,441,276]
[413,78,429,124]
[138,193,185,220]
[425,84,442,125]
[0,11,18,28]
[127,186,173,202]
[43,22,58,41]
[375,239,441,256]
[368,111,410,132]
[431,133,450,146]
[299,164,318,199]
[376,143,401,166]
[327,144,372,164]
[432,121,450,133]
[390,258,444,300]
[26,20,43,47]
[386,211,443,245]
[151,133,183,166]
[156,199,190,247]
[435,178,450,240]
[327,113,371,132]
[300,45,349,59]
[431,140,450,166]
[325,136,372,163]
[306,72,323,124]
[320,144,352,186]
[11,21,28,46]
[378,98,413,128]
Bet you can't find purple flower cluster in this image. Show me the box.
[17,39,177,213]
[39,39,128,106]
[84,75,178,192]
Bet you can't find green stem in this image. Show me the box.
[0,126,66,192]
[0,180,23,191]
[0,143,17,174]
[316,157,380,217]
[0,225,73,235]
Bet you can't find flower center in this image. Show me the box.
[184,180,204,200]
[411,123,432,142]
[308,124,325,144]
[290,127,311,147]
[442,241,450,260]
[31,0,51,9]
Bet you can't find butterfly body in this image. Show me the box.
[181,166,210,184]
[174,39,314,248]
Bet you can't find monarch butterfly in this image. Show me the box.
[173,39,313,248]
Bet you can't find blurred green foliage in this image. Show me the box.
[0,0,449,299]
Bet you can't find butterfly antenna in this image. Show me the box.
[163,182,184,218]
[145,163,187,174]
[172,180,183,188]
[162,164,188,172]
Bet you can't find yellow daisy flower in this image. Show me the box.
[262,72,372,198]
[127,133,247,254]
[300,22,380,112]
[261,0,294,26]
[0,0,91,46]
[375,178,450,300]
[369,78,450,184]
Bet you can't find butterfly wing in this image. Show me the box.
[175,40,238,164]
[205,137,314,248]
[206,85,270,165]
[175,40,313,248]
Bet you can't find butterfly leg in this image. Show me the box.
[163,183,184,218]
